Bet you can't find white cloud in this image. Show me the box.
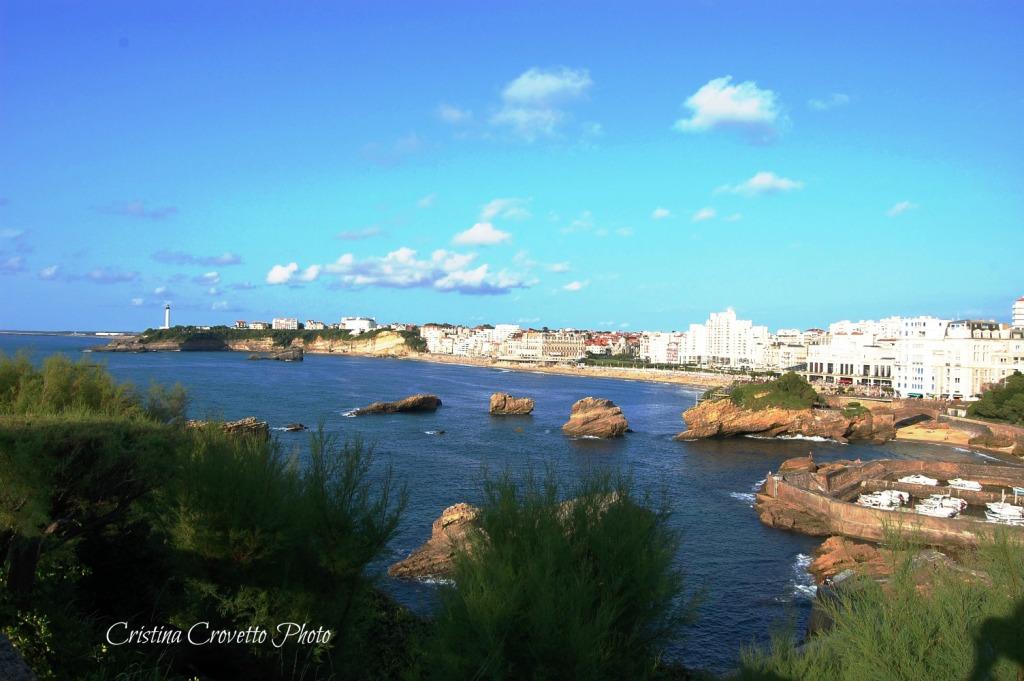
[437,103,472,124]
[154,286,167,295]
[546,261,570,273]
[502,67,592,103]
[0,256,25,274]
[480,198,531,221]
[615,227,634,237]
[298,264,322,282]
[717,171,804,196]
[39,265,59,280]
[651,207,671,220]
[325,247,532,295]
[131,297,144,306]
[723,213,743,222]
[561,210,594,234]
[674,76,782,142]
[195,271,220,285]
[691,207,717,222]
[492,67,593,141]
[211,300,229,311]
[563,280,589,292]
[336,226,383,241]
[266,262,299,285]
[808,93,850,111]
[887,200,918,217]
[417,193,437,208]
[453,222,511,246]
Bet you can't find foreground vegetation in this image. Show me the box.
[2,355,1023,679]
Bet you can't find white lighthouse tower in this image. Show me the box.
[163,304,171,330]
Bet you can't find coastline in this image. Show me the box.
[394,351,734,389]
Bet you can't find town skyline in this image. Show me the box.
[2,2,1022,331]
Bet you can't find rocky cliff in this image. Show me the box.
[675,398,894,443]
[354,394,442,415]
[97,330,419,358]
[389,503,480,578]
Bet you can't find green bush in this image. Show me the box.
[968,371,1024,426]
[423,472,693,681]
[730,372,819,411]
[737,531,1024,681]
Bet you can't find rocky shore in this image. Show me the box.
[675,398,895,443]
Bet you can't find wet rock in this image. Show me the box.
[561,397,629,438]
[354,394,442,415]
[283,423,307,432]
[489,392,535,415]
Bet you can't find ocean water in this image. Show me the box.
[0,334,989,673]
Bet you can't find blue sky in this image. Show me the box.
[1,1,1022,332]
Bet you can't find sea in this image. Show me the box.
[0,334,990,674]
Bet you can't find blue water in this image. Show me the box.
[0,334,990,674]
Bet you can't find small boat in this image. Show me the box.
[915,494,967,517]
[898,474,939,486]
[915,503,959,518]
[985,492,1024,525]
[947,478,982,491]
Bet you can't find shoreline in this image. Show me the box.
[393,352,734,389]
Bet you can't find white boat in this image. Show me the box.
[856,489,909,510]
[916,503,959,518]
[947,478,982,491]
[985,499,1024,525]
[898,474,938,486]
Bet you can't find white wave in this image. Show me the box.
[974,452,1001,461]
[751,477,767,492]
[729,492,756,507]
[954,447,971,453]
[791,553,817,599]
[424,430,444,435]
[744,434,845,444]
[417,576,455,586]
[341,409,358,418]
[573,435,603,440]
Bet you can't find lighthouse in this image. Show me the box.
[163,304,171,330]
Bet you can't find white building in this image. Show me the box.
[249,321,270,330]
[805,335,896,390]
[1013,296,1024,328]
[305,320,326,330]
[272,317,299,330]
[340,316,377,334]
[892,316,1024,399]
[704,309,770,368]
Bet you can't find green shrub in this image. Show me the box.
[737,531,1024,681]
[968,371,1024,426]
[423,472,693,681]
[730,372,819,411]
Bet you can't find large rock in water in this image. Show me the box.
[186,416,270,439]
[562,397,629,438]
[489,392,535,415]
[674,398,894,443]
[354,394,442,415]
[388,503,480,578]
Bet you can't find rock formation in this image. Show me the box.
[283,423,307,432]
[675,398,894,443]
[809,536,893,584]
[248,347,304,361]
[489,392,535,415]
[353,394,442,415]
[388,503,480,578]
[561,397,629,438]
[187,416,270,439]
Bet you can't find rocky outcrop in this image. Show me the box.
[354,394,442,415]
[754,492,832,537]
[675,398,894,443]
[187,416,270,439]
[248,347,303,361]
[389,503,480,578]
[562,397,629,438]
[283,423,307,432]
[809,536,893,584]
[98,330,420,358]
[489,392,535,415]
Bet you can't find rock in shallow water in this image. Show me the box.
[561,397,629,438]
[353,393,442,415]
[489,392,535,415]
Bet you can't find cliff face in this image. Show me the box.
[100,330,418,357]
[675,398,894,443]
